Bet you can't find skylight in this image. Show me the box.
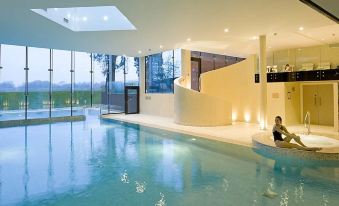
[31,6,136,32]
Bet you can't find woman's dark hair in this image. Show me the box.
[275,116,282,121]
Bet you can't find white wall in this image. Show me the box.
[139,57,174,118]
[200,55,260,123]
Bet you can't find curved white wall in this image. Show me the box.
[174,77,232,126]
[200,55,260,123]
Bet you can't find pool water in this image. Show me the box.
[0,116,339,205]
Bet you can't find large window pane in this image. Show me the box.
[145,51,174,93]
[53,49,71,117]
[92,53,108,112]
[0,44,26,120]
[74,52,91,115]
[125,57,139,86]
[109,55,125,113]
[174,49,181,78]
[27,47,50,119]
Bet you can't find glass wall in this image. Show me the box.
[191,50,245,74]
[27,47,50,119]
[92,53,109,113]
[74,52,91,115]
[267,45,339,73]
[125,57,139,86]
[145,49,181,93]
[0,44,26,120]
[53,49,72,117]
[0,43,141,121]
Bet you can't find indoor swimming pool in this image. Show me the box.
[0,116,339,205]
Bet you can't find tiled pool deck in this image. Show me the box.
[102,114,339,160]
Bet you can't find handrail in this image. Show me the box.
[304,111,311,135]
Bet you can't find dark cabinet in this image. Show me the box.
[263,69,339,83]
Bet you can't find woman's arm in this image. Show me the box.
[282,125,291,134]
[273,125,289,136]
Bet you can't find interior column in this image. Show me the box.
[259,35,267,129]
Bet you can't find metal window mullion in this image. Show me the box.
[172,50,175,93]
[70,51,74,116]
[90,53,93,107]
[48,49,53,118]
[24,47,29,120]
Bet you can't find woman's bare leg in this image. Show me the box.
[275,141,321,151]
[285,134,307,147]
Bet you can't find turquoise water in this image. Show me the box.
[0,116,339,205]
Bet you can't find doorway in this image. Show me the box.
[191,57,201,91]
[303,84,334,126]
[124,86,139,114]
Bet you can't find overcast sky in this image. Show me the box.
[0,44,139,86]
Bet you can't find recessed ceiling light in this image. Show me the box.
[54,8,58,11]
[159,45,163,49]
[224,28,229,33]
[299,26,304,31]
[138,50,142,54]
[187,38,191,42]
[251,36,258,40]
[67,14,71,18]
[83,16,87,21]
[103,16,108,21]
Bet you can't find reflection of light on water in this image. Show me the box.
[135,181,146,193]
[222,178,229,192]
[322,193,329,206]
[155,193,166,206]
[120,170,129,184]
[294,180,304,203]
[280,190,289,206]
[205,185,214,197]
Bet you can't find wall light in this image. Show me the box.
[244,113,251,122]
[232,112,237,121]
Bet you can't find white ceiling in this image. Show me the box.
[0,0,338,57]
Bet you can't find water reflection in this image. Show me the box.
[0,119,339,205]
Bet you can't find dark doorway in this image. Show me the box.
[124,86,139,114]
[191,57,201,91]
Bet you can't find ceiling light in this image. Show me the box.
[187,38,191,42]
[103,16,108,21]
[299,26,304,31]
[159,45,163,49]
[251,36,258,40]
[224,28,229,33]
[83,16,87,21]
[54,8,58,11]
[67,14,71,18]
[138,50,142,54]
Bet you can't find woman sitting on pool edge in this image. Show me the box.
[273,116,321,151]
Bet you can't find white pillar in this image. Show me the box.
[259,35,267,129]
